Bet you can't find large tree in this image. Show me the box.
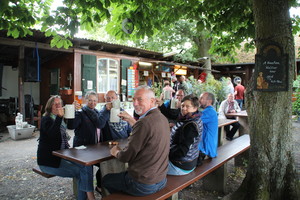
[1,0,300,199]
[233,0,300,199]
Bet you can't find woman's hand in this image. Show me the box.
[56,107,64,117]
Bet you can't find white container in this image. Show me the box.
[7,125,35,140]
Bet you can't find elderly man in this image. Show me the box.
[158,89,185,123]
[198,92,218,160]
[218,93,241,141]
[99,90,132,141]
[102,86,170,196]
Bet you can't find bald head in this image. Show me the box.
[105,90,118,102]
[199,92,215,108]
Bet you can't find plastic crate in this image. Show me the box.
[7,125,35,140]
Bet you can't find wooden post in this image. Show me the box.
[18,45,25,118]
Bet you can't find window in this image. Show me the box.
[97,58,119,93]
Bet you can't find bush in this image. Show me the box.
[292,75,300,115]
[187,74,228,102]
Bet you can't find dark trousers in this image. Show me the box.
[224,122,240,138]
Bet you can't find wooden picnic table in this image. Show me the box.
[52,139,128,166]
[53,138,129,196]
[226,110,249,135]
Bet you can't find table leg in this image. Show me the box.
[238,116,249,136]
[218,127,225,146]
[99,159,126,196]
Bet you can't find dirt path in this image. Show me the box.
[0,122,299,200]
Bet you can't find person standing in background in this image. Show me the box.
[234,80,245,110]
[171,76,180,97]
[226,77,234,95]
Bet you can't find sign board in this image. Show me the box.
[254,43,288,91]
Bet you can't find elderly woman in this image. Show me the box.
[68,90,101,147]
[67,90,103,194]
[168,94,203,175]
[37,96,95,200]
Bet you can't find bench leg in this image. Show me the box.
[202,163,228,193]
[99,158,126,196]
[235,149,249,167]
[166,192,178,200]
[72,177,78,199]
[238,116,249,136]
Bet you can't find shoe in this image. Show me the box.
[95,187,102,196]
[226,137,233,141]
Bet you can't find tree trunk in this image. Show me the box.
[193,33,212,71]
[228,0,300,199]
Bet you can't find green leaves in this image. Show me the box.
[50,35,73,49]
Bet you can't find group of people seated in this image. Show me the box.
[37,84,241,199]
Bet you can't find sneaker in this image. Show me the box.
[226,137,233,141]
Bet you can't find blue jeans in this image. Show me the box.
[102,171,167,196]
[236,99,243,110]
[167,161,194,175]
[39,159,94,200]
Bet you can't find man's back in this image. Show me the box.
[199,106,218,158]
[235,84,245,100]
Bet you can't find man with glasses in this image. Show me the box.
[99,90,132,141]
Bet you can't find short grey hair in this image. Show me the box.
[135,85,155,99]
[85,90,98,99]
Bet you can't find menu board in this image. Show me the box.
[254,43,288,91]
[127,69,139,100]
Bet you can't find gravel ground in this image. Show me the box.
[0,121,299,200]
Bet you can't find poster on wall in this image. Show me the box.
[143,71,149,76]
[87,80,93,90]
[127,69,139,100]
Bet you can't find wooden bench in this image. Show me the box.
[103,134,250,200]
[32,166,77,197]
[32,166,55,178]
